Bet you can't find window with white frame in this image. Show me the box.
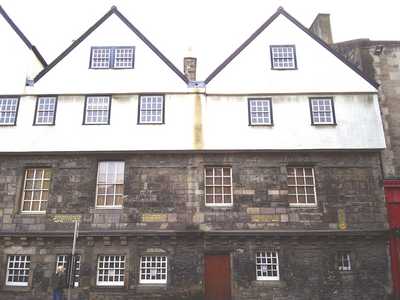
[90,47,134,69]
[0,97,19,125]
[6,255,31,286]
[35,96,57,125]
[287,167,317,206]
[96,161,125,208]
[270,45,297,70]
[138,95,164,124]
[248,98,272,125]
[96,255,125,286]
[337,251,351,271]
[114,47,135,68]
[310,98,335,125]
[205,167,233,206]
[140,256,168,284]
[84,96,111,124]
[21,168,51,213]
[56,255,81,287]
[256,251,279,280]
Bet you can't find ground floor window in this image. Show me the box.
[256,251,279,280]
[6,255,31,286]
[337,251,351,271]
[56,255,81,287]
[96,255,125,286]
[140,256,168,284]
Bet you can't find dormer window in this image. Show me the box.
[270,45,297,70]
[90,47,135,69]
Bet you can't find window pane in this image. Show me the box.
[96,162,125,208]
[205,167,233,206]
[35,97,57,125]
[91,48,111,69]
[0,97,18,125]
[85,96,110,124]
[21,168,51,213]
[138,96,164,124]
[287,167,317,206]
[310,98,334,124]
[271,46,296,69]
[114,47,135,68]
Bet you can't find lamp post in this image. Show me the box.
[67,220,79,300]
[51,214,81,300]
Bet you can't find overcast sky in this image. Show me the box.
[2,0,399,77]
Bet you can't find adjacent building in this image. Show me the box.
[0,5,391,300]
[334,36,400,299]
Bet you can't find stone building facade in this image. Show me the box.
[0,152,390,299]
[0,5,391,300]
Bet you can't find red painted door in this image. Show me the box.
[204,255,231,300]
[385,181,400,297]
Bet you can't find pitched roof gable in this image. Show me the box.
[204,7,379,89]
[34,6,188,84]
[0,5,47,67]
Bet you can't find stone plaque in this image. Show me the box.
[50,214,81,223]
[251,215,280,222]
[142,214,167,222]
[145,248,166,253]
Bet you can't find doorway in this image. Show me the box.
[204,254,231,300]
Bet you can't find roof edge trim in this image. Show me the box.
[204,10,280,84]
[0,5,47,67]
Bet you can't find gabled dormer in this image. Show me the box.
[0,5,47,94]
[204,7,378,94]
[32,6,188,94]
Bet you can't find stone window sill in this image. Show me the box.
[2,286,31,292]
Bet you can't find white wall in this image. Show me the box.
[0,93,385,152]
[205,14,377,94]
[32,14,188,94]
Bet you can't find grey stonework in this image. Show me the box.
[334,40,400,179]
[0,151,390,299]
[0,235,390,300]
[0,152,388,232]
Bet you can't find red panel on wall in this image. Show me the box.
[385,180,400,297]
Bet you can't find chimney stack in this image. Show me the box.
[184,47,197,81]
[184,57,197,81]
[309,13,333,44]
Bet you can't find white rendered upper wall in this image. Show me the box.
[205,14,377,94]
[32,14,188,94]
[0,94,385,152]
[0,15,43,94]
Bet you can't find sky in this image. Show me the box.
[1,0,399,77]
